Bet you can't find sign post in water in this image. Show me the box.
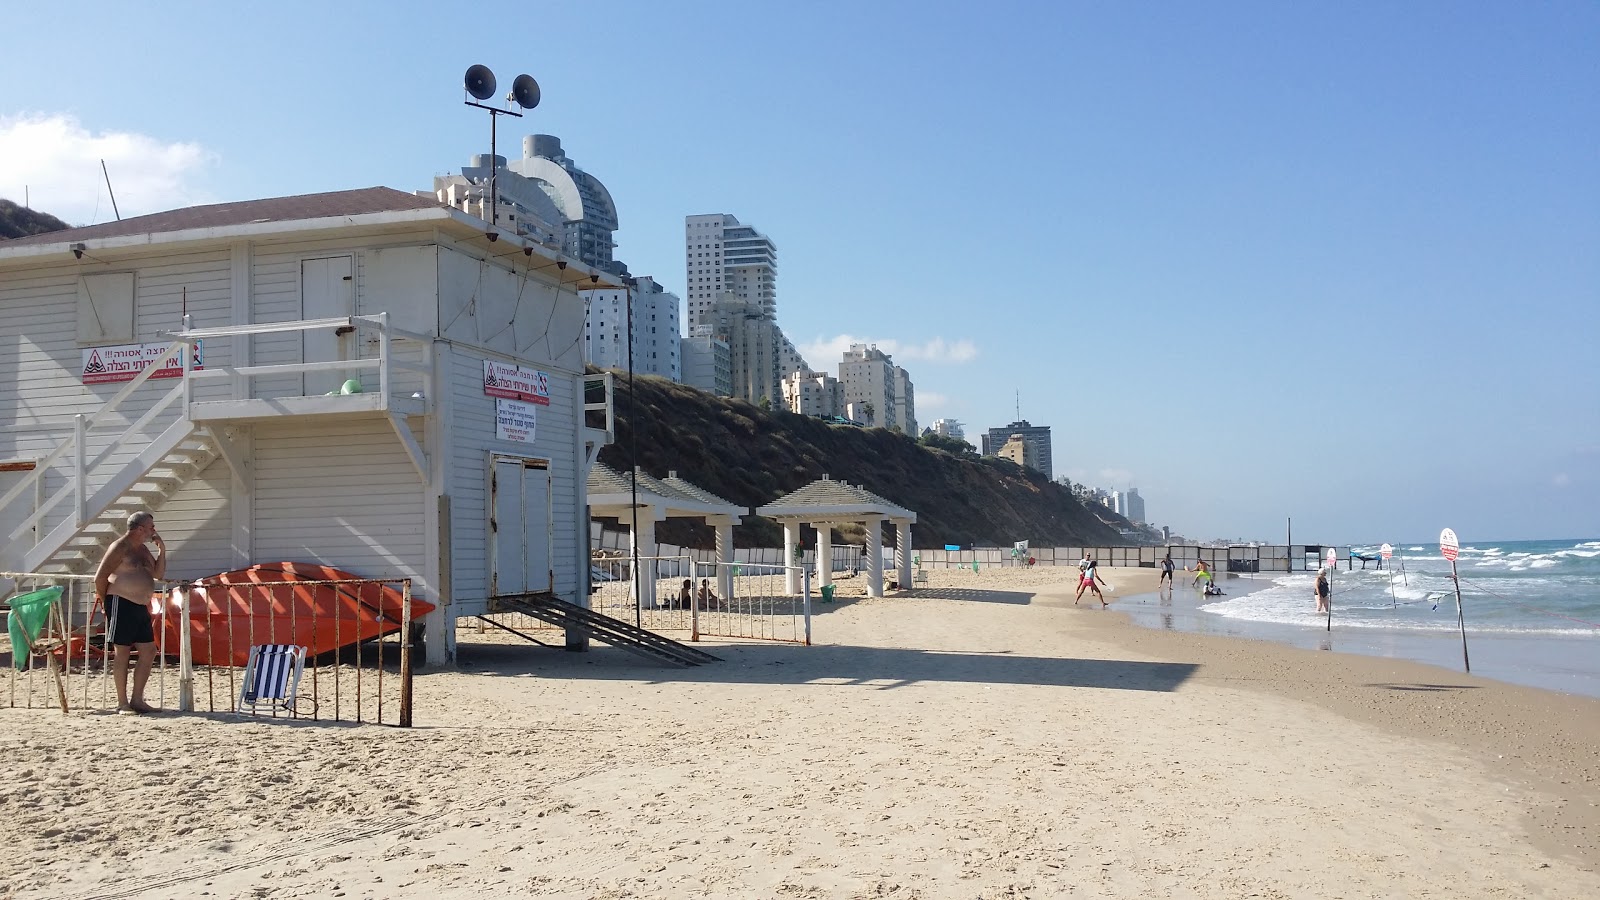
[1324,547,1337,631]
[1440,527,1470,672]
[1381,543,1396,607]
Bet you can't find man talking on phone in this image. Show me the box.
[94,511,167,714]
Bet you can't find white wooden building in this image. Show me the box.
[0,187,622,665]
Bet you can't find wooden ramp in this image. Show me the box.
[490,593,721,668]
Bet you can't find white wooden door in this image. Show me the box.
[300,256,354,396]
[490,455,552,596]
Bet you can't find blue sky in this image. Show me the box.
[2,1,1595,544]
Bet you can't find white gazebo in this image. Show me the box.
[756,476,917,598]
[586,463,747,606]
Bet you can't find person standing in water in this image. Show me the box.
[94,511,167,714]
[1191,557,1211,589]
[1159,553,1176,591]
[1315,568,1332,614]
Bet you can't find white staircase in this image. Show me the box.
[24,419,221,575]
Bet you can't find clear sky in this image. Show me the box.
[2,1,1595,545]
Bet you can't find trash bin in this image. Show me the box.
[820,584,836,603]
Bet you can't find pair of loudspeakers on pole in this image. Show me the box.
[465,64,540,110]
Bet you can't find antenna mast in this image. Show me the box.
[1015,389,1020,421]
[101,160,121,221]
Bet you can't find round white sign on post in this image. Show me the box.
[1380,543,1393,560]
[1325,548,1338,570]
[1440,528,1460,562]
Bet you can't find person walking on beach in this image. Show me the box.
[1191,557,1211,589]
[1315,568,1332,614]
[1159,554,1175,590]
[93,511,166,714]
[1075,557,1109,607]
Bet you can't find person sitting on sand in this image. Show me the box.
[1074,558,1109,608]
[674,579,693,610]
[698,578,719,609]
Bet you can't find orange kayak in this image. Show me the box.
[157,562,434,667]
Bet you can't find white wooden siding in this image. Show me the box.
[252,418,426,584]
[446,348,580,613]
[154,456,239,579]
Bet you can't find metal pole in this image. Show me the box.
[101,159,121,221]
[488,111,498,226]
[802,565,812,646]
[177,585,193,712]
[1450,561,1470,672]
[625,278,640,630]
[1286,517,1292,572]
[399,579,414,727]
[1326,567,1333,632]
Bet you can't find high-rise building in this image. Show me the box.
[685,214,776,330]
[838,343,916,432]
[930,419,965,440]
[697,296,791,405]
[1125,488,1145,524]
[681,325,733,397]
[581,276,680,381]
[998,434,1038,471]
[981,421,1053,479]
[781,370,845,417]
[511,135,624,275]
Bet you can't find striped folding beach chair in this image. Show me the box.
[237,644,308,715]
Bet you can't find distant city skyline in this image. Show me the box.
[2,2,1593,542]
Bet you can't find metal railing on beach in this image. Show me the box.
[1,570,417,726]
[463,555,813,647]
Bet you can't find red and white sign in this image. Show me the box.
[1380,543,1393,560]
[1325,547,1338,570]
[1439,528,1459,562]
[81,341,202,385]
[483,360,550,405]
[495,398,537,444]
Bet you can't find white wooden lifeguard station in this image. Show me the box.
[0,187,622,665]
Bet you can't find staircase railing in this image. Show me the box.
[1,340,194,545]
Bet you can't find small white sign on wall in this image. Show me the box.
[495,398,537,443]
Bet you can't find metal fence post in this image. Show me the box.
[399,579,414,728]
[802,565,812,647]
[177,584,194,712]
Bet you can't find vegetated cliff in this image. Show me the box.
[0,199,69,240]
[593,373,1132,551]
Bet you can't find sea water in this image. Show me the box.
[1120,539,1600,699]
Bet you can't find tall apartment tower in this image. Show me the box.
[981,420,1053,479]
[1125,488,1146,524]
[581,276,681,381]
[685,214,777,330]
[838,343,912,431]
[510,135,624,275]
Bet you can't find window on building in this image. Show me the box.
[77,272,136,344]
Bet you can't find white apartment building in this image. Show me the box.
[893,365,917,436]
[581,276,680,381]
[838,343,916,432]
[930,418,965,440]
[682,325,733,397]
[781,370,845,418]
[685,214,776,331]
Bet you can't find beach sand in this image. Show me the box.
[4,565,1598,899]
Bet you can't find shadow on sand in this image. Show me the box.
[455,640,1198,693]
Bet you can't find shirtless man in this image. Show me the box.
[93,511,166,714]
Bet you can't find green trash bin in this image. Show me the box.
[820,584,836,603]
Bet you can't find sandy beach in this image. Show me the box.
[4,565,1598,899]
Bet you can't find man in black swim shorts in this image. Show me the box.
[94,511,167,714]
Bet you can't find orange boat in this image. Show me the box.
[156,562,434,667]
